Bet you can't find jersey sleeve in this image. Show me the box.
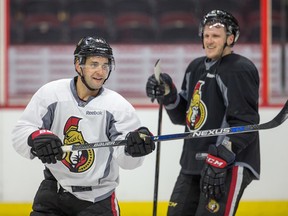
[11,87,55,159]
[218,56,260,153]
[107,94,145,170]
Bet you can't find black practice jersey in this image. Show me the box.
[165,53,260,178]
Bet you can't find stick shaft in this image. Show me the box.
[62,99,288,152]
[153,103,163,216]
[153,58,162,216]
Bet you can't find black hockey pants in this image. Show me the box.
[30,168,120,216]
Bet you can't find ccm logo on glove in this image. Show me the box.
[206,154,227,168]
[30,129,53,139]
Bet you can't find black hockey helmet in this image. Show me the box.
[199,10,240,46]
[74,36,115,73]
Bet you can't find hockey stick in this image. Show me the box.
[62,99,288,152]
[152,59,162,216]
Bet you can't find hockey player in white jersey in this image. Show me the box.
[12,36,155,216]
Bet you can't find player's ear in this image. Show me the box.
[227,35,234,46]
[75,60,81,73]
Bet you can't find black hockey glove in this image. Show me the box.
[125,127,155,157]
[28,129,63,164]
[200,144,235,200]
[146,73,177,106]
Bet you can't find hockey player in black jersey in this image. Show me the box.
[12,36,155,216]
[146,10,260,216]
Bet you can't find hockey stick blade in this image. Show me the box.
[258,100,288,129]
[154,59,161,82]
[62,100,288,152]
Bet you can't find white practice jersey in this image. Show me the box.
[12,77,145,202]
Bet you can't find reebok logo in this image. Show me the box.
[86,111,103,115]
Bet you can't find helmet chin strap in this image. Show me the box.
[78,67,98,91]
[221,34,231,57]
[223,42,227,51]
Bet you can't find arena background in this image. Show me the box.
[1,0,288,215]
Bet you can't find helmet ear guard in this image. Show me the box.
[199,10,240,46]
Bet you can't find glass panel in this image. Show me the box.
[270,0,288,103]
[11,0,288,106]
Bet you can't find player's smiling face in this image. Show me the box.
[203,23,233,60]
[81,56,109,89]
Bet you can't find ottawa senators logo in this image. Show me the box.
[61,116,94,173]
[206,199,220,213]
[186,81,207,131]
